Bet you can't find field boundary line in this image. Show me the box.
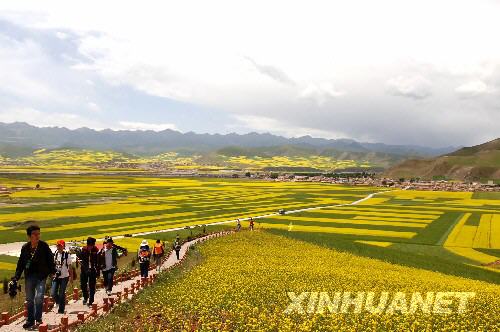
[438,213,469,246]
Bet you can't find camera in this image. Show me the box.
[8,280,21,298]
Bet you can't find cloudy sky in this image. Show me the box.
[0,0,499,147]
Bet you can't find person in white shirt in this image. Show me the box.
[50,240,73,314]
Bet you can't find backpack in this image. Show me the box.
[154,244,164,256]
[79,246,98,272]
[55,251,69,271]
[138,249,150,263]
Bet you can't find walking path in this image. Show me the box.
[0,232,229,332]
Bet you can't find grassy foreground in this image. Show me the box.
[79,231,500,332]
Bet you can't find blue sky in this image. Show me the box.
[0,0,499,147]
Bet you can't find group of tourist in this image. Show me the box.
[9,225,184,330]
[236,217,255,231]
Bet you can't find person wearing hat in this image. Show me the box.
[98,237,127,296]
[137,240,151,278]
[50,240,73,314]
[12,224,56,329]
[76,237,100,306]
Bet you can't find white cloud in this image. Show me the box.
[232,115,344,139]
[55,31,68,39]
[0,35,66,102]
[0,107,106,129]
[0,0,500,146]
[298,83,345,106]
[455,80,492,97]
[386,75,432,99]
[87,101,100,112]
[118,121,178,132]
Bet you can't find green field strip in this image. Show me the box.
[260,222,418,238]
[266,215,427,229]
[311,209,438,220]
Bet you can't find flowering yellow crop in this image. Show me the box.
[81,231,500,331]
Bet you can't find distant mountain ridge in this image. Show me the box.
[385,138,500,181]
[0,122,456,158]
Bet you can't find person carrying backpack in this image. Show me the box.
[77,237,100,306]
[138,240,151,278]
[152,239,164,272]
[236,219,241,231]
[51,240,73,314]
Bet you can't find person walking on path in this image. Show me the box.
[51,239,73,314]
[138,240,151,278]
[9,225,56,329]
[152,239,165,272]
[77,237,100,306]
[11,224,56,329]
[249,217,255,231]
[236,219,241,231]
[173,238,182,260]
[98,238,123,296]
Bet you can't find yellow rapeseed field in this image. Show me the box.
[80,231,500,331]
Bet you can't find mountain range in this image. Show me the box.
[0,122,456,158]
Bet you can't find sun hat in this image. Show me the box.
[56,239,65,247]
[140,240,148,247]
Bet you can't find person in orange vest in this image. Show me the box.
[152,239,165,272]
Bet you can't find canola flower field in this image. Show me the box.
[1,173,499,330]
[0,149,372,173]
[263,190,500,271]
[79,231,500,331]
[223,155,369,171]
[0,174,380,276]
[0,174,499,283]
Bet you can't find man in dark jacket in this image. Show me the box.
[98,238,126,296]
[173,239,181,260]
[12,225,56,329]
[77,237,100,306]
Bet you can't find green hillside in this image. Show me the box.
[385,138,500,181]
